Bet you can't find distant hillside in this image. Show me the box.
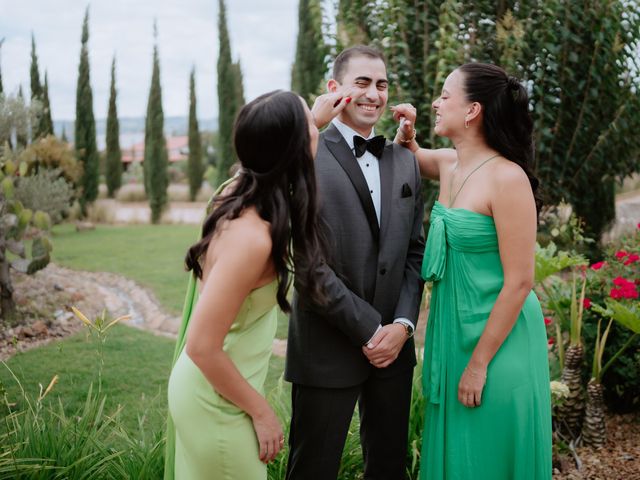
[54,116,217,149]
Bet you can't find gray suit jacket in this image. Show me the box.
[285,123,425,388]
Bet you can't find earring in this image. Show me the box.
[464,118,469,129]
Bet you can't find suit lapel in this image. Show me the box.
[378,142,394,240]
[324,124,380,241]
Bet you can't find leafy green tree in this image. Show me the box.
[29,33,45,141]
[0,37,4,96]
[41,72,54,136]
[105,56,122,198]
[216,0,244,184]
[291,0,328,105]
[338,0,640,241]
[144,24,168,223]
[187,68,204,201]
[74,7,99,215]
[16,87,28,149]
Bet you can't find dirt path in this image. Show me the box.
[6,263,290,358]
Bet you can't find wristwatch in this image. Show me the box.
[396,321,414,338]
[404,323,414,337]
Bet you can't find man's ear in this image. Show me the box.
[327,79,339,93]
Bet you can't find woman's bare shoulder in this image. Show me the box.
[203,208,272,275]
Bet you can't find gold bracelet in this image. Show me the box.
[397,127,417,145]
[464,366,487,380]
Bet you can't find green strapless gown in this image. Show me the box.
[419,201,552,480]
[166,278,278,480]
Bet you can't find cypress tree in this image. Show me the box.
[216,0,243,184]
[144,24,168,223]
[16,86,27,149]
[41,72,54,136]
[0,38,4,96]
[30,33,45,140]
[187,68,203,201]
[291,0,328,105]
[232,61,245,107]
[61,126,68,143]
[75,7,99,214]
[105,56,122,198]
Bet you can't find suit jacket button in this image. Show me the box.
[379,268,387,275]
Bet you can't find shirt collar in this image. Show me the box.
[332,117,376,150]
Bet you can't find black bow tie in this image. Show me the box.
[353,135,386,159]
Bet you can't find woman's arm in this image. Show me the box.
[185,214,283,463]
[458,162,538,408]
[390,104,455,181]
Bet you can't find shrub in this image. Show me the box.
[582,227,640,412]
[20,135,82,186]
[122,161,144,186]
[15,168,74,224]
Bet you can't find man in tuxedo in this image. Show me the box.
[285,45,425,480]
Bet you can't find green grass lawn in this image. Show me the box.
[50,223,290,337]
[0,324,288,433]
[51,223,196,314]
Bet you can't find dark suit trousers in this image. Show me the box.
[285,369,413,480]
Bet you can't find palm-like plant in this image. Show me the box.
[555,269,588,438]
[584,301,640,447]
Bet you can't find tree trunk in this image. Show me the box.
[557,344,585,438]
[0,248,16,322]
[582,380,606,448]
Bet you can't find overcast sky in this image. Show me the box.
[0,0,301,120]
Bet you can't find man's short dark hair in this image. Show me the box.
[332,45,386,82]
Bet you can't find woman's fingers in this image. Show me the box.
[390,103,417,122]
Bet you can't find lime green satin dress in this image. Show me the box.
[419,201,552,480]
[166,279,278,480]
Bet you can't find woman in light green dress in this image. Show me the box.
[165,89,356,480]
[393,63,552,479]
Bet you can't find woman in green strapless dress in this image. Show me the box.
[164,89,352,480]
[393,63,552,479]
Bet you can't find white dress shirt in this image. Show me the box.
[331,118,415,339]
[332,118,381,224]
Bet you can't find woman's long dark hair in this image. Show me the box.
[458,63,542,213]
[185,90,327,312]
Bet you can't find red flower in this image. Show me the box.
[583,298,592,309]
[613,276,634,288]
[624,254,639,266]
[616,250,629,260]
[548,337,555,345]
[623,289,639,299]
[610,288,623,299]
[544,317,553,326]
[590,261,606,270]
[637,222,640,229]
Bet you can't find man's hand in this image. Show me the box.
[311,87,365,129]
[362,323,407,368]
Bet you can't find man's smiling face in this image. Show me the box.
[331,55,388,137]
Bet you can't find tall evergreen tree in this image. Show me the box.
[187,68,204,201]
[105,56,122,198]
[75,7,99,214]
[61,126,68,143]
[41,72,54,136]
[232,61,245,107]
[16,86,27,149]
[291,0,328,105]
[30,33,45,140]
[0,38,4,96]
[144,24,168,223]
[216,0,244,184]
